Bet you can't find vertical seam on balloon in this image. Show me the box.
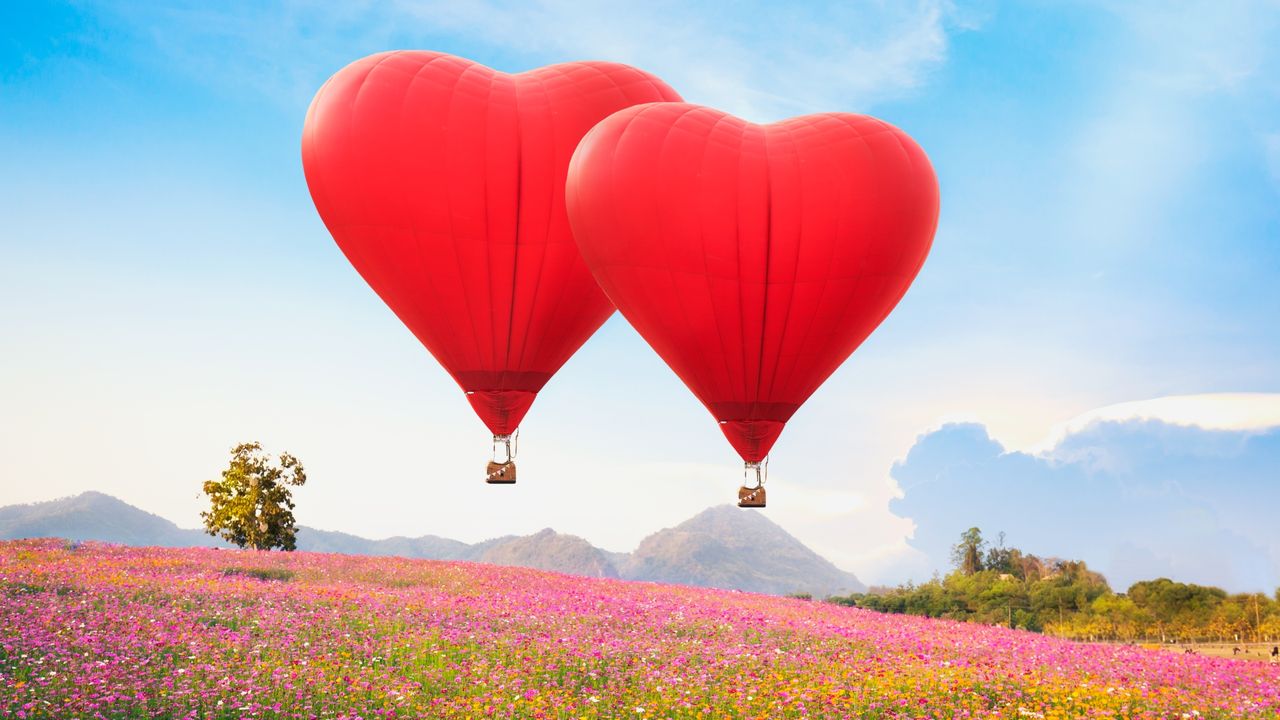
[680,107,731,410]
[754,123,773,428]
[882,119,914,302]
[570,65,629,351]
[507,68,558,379]
[850,116,878,323]
[733,119,751,418]
[581,62,628,113]
[564,64,630,356]
[403,55,468,376]
[594,104,655,351]
[778,116,843,407]
[695,113,740,416]
[761,120,807,414]
[411,54,484,382]
[596,106,636,321]
[362,53,446,368]
[495,70,517,394]
[853,115,919,335]
[520,65,631,379]
[438,61,490,378]
[343,51,407,315]
[509,66,560,379]
[839,113,880,381]
[658,107,719,404]
[491,68,517,428]
[477,69,495,384]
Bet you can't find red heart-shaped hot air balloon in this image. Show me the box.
[302,52,680,480]
[566,103,938,501]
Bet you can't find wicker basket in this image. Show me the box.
[486,461,516,484]
[738,484,766,508]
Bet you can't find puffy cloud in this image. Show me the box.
[1029,393,1280,453]
[87,0,975,120]
[891,418,1280,592]
[389,0,968,119]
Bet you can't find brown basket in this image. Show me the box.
[738,484,766,508]
[486,461,516,484]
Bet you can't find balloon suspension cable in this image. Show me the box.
[738,456,768,508]
[485,429,519,484]
[491,429,518,464]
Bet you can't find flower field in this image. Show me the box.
[2,540,1278,719]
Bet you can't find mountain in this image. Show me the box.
[0,491,224,548]
[476,528,620,579]
[295,527,475,560]
[0,492,862,596]
[622,505,865,596]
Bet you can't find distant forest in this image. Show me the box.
[827,528,1280,643]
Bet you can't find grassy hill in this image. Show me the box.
[2,540,1278,718]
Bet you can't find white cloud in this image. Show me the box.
[94,0,973,121]
[390,0,970,119]
[1025,392,1280,453]
[1108,0,1280,93]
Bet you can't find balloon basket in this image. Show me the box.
[737,459,766,508]
[486,432,517,484]
[486,460,516,484]
[737,484,766,508]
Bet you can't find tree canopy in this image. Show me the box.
[201,442,306,551]
[831,528,1280,643]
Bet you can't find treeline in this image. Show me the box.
[828,528,1280,643]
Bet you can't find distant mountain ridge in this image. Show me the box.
[623,505,863,596]
[0,492,864,596]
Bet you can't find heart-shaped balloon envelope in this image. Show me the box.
[302,52,681,437]
[566,104,939,463]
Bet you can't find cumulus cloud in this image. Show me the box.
[891,418,1280,593]
[90,0,975,120]
[397,0,967,119]
[1026,393,1280,453]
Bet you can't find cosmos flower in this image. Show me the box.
[1,539,1277,719]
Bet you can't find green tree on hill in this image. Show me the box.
[951,527,986,576]
[829,527,1280,642]
[202,441,307,551]
[984,531,1016,575]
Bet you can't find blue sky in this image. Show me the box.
[2,1,1278,589]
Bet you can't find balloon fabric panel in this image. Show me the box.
[567,104,939,462]
[302,52,681,435]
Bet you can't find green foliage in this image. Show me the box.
[3,581,76,597]
[984,531,1015,574]
[222,566,296,582]
[831,527,1280,642]
[950,527,986,576]
[201,441,307,551]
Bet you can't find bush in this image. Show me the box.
[222,567,295,582]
